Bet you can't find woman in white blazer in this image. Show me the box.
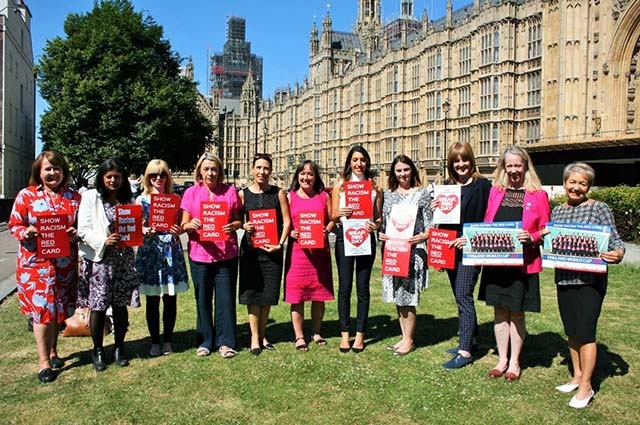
[77,159,139,371]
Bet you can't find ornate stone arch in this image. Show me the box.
[606,1,640,131]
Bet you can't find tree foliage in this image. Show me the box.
[37,0,213,181]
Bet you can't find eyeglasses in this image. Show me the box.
[254,153,272,161]
[149,172,168,180]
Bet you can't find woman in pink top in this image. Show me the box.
[180,153,243,359]
[479,146,550,381]
[284,160,334,352]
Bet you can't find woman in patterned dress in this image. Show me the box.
[239,153,291,355]
[135,159,188,357]
[545,163,624,408]
[378,155,432,356]
[9,150,81,383]
[78,159,139,371]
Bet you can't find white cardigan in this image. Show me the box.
[78,189,111,262]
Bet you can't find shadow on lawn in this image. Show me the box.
[556,342,629,391]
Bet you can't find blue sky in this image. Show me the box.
[28,0,460,147]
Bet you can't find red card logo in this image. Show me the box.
[436,194,459,215]
[345,227,368,247]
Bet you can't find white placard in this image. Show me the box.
[433,185,461,225]
[342,219,372,257]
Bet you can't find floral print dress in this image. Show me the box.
[9,185,81,324]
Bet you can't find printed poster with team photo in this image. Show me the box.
[462,221,523,266]
[542,222,611,273]
[342,219,372,257]
[432,185,461,225]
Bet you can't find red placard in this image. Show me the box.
[200,201,229,242]
[115,205,143,247]
[344,180,373,219]
[37,214,70,258]
[297,210,325,249]
[382,239,412,277]
[427,228,456,270]
[149,194,180,231]
[249,209,278,247]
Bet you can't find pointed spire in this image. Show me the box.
[447,0,453,27]
[310,19,319,57]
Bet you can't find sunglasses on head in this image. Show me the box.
[149,172,168,180]
[254,153,272,161]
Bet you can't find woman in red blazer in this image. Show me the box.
[480,146,550,381]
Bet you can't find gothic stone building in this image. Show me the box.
[212,0,640,188]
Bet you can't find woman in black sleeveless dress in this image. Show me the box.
[239,153,291,354]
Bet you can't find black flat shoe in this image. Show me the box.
[339,346,351,353]
[92,347,106,372]
[113,347,129,367]
[351,346,365,353]
[38,368,57,383]
[250,347,262,356]
[49,356,64,370]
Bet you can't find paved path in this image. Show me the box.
[1,223,639,303]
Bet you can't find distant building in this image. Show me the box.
[0,0,35,199]
[211,16,263,100]
[209,0,640,188]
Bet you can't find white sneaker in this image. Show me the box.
[149,344,162,357]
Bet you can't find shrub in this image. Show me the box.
[549,186,640,243]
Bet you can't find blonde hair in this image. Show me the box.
[193,152,224,184]
[492,145,542,192]
[142,159,173,195]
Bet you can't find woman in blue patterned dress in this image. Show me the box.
[135,159,188,357]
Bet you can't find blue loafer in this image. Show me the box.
[442,353,474,369]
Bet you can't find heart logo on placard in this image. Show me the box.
[436,194,459,214]
[345,228,367,247]
[391,210,413,233]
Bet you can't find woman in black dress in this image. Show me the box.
[239,153,291,354]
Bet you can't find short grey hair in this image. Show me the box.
[562,162,595,187]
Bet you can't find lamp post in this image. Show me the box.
[442,98,450,182]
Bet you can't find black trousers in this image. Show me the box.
[335,228,376,334]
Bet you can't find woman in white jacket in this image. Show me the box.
[78,159,139,371]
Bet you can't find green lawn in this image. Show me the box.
[0,260,638,424]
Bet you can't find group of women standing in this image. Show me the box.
[9,146,625,410]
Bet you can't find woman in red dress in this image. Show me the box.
[9,150,81,383]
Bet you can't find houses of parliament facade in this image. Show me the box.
[200,0,640,188]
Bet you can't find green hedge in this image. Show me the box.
[549,186,640,243]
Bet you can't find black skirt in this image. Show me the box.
[479,266,541,313]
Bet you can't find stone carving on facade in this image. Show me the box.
[613,0,631,20]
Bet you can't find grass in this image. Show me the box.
[0,259,639,424]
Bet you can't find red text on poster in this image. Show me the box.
[37,214,70,258]
[250,209,278,247]
[200,201,229,242]
[344,180,373,219]
[382,239,412,277]
[116,205,143,247]
[297,210,324,249]
[427,228,456,270]
[149,194,180,231]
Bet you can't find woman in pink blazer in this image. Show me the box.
[479,146,550,382]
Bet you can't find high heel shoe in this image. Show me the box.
[92,347,106,372]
